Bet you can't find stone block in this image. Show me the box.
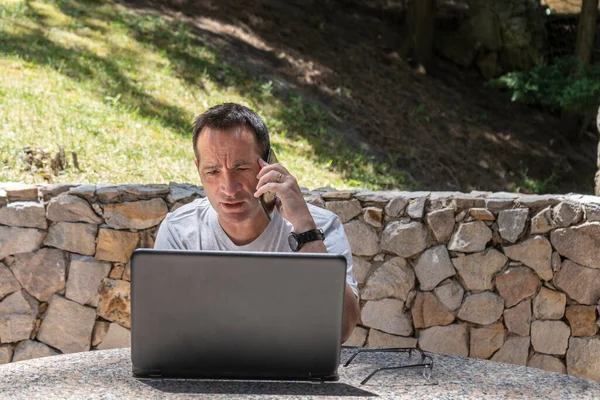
[384,196,408,217]
[491,336,530,366]
[0,226,46,260]
[530,206,556,234]
[92,321,111,347]
[37,295,96,354]
[0,262,21,300]
[433,279,464,311]
[366,329,417,348]
[95,229,139,263]
[419,324,468,357]
[44,222,97,256]
[352,257,372,284]
[325,199,362,223]
[425,208,455,243]
[411,291,455,328]
[504,299,532,336]
[532,287,566,320]
[343,326,368,347]
[96,323,130,350]
[448,221,492,253]
[97,279,131,329]
[566,337,600,381]
[531,320,570,356]
[381,221,428,258]
[363,207,383,228]
[46,195,102,224]
[458,292,504,325]
[497,208,529,243]
[470,323,505,359]
[65,255,112,307]
[0,202,47,229]
[552,202,583,228]
[495,266,541,308]
[551,223,600,270]
[361,258,414,301]
[565,305,598,337]
[527,353,566,375]
[452,249,507,291]
[413,245,455,291]
[103,199,168,230]
[12,340,59,362]
[553,260,600,305]
[503,236,553,281]
[11,248,68,302]
[361,299,412,336]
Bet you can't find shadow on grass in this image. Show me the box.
[0,0,402,189]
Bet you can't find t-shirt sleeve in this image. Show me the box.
[154,217,182,249]
[322,214,359,297]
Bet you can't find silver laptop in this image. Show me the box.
[130,249,347,381]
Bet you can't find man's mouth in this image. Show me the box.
[221,201,245,210]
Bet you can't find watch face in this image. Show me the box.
[288,233,299,251]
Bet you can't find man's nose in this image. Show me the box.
[219,171,241,196]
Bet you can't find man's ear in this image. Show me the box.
[194,158,199,169]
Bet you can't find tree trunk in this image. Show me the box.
[405,0,436,71]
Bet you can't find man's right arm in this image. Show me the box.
[154,218,181,249]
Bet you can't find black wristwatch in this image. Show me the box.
[288,228,325,252]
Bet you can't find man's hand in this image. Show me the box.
[254,158,316,232]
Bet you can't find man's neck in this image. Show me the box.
[218,211,271,246]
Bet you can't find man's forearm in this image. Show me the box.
[342,283,360,343]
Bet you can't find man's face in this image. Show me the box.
[195,125,264,225]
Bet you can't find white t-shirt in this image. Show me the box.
[154,197,359,296]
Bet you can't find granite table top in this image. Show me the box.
[0,348,599,400]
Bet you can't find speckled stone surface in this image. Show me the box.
[0,348,599,399]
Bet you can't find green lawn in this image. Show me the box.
[0,0,403,190]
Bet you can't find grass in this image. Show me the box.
[0,0,403,190]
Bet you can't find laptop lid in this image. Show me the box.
[130,249,347,381]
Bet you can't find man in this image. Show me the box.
[154,102,359,342]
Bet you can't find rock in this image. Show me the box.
[458,292,504,325]
[12,340,59,362]
[361,258,415,301]
[46,195,102,224]
[470,323,505,359]
[0,345,13,364]
[1,183,38,201]
[304,194,325,208]
[65,255,112,307]
[528,354,566,374]
[354,191,396,207]
[413,245,456,291]
[68,185,96,202]
[344,220,380,257]
[343,326,368,347]
[491,336,530,366]
[109,264,125,280]
[0,262,21,300]
[92,321,111,347]
[138,231,155,249]
[11,248,68,302]
[469,208,495,221]
[551,251,561,273]
[384,196,408,217]
[553,260,600,305]
[448,221,492,253]
[0,202,47,229]
[321,190,356,201]
[325,199,362,223]
[166,182,204,203]
[96,323,131,350]
[44,222,97,256]
[504,299,532,336]
[119,184,169,202]
[566,337,600,381]
[407,197,426,219]
[39,184,77,201]
[0,290,38,343]
[485,195,516,212]
[352,257,372,284]
[122,263,131,282]
[411,292,455,328]
[532,287,566,320]
[531,320,570,355]
[419,324,469,357]
[433,279,464,311]
[565,305,598,337]
[515,195,561,209]
[0,226,46,260]
[366,329,417,348]
[381,221,428,257]
[103,199,168,230]
[97,279,131,329]
[552,202,583,228]
[503,236,553,281]
[363,207,383,228]
[452,249,507,291]
[495,266,541,307]
[37,295,96,354]
[361,299,413,336]
[96,185,121,203]
[497,208,529,243]
[425,208,455,243]
[551,223,600,270]
[95,229,139,263]
[530,207,556,234]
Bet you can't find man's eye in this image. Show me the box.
[237,168,249,171]
[207,170,218,175]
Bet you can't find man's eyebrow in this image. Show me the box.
[202,161,251,171]
[202,163,220,171]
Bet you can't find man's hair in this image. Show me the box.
[192,103,270,162]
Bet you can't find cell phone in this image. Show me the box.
[259,148,278,220]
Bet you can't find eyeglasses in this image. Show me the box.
[342,347,434,385]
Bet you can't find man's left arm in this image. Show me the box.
[255,159,360,343]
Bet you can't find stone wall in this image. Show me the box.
[0,183,599,381]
